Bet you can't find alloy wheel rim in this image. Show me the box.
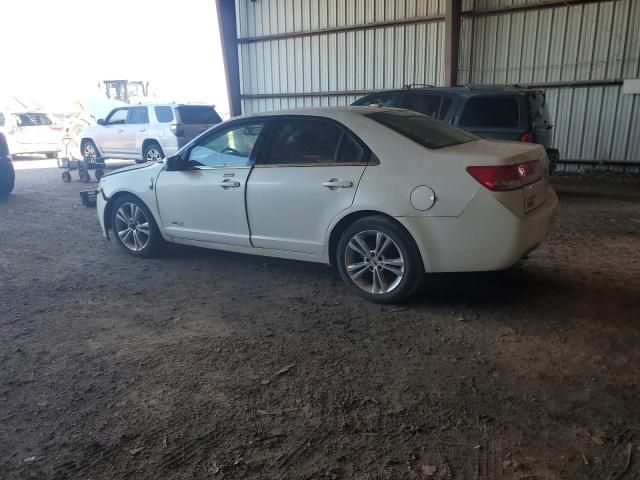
[115,202,150,252]
[146,148,162,162]
[344,230,405,294]
[84,144,96,159]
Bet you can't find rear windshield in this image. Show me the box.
[459,96,520,128]
[176,106,222,125]
[15,113,52,126]
[366,110,477,149]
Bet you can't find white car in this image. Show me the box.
[0,111,63,157]
[96,107,558,303]
[80,104,222,164]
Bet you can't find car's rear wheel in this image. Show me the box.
[336,216,424,303]
[141,142,163,164]
[111,194,163,257]
[0,176,14,197]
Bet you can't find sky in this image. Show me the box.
[1,0,229,116]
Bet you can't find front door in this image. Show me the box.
[155,120,266,246]
[246,116,368,254]
[98,107,129,154]
[124,106,149,155]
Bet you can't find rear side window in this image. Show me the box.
[176,106,222,125]
[154,106,174,123]
[459,96,520,128]
[336,132,365,164]
[127,107,149,124]
[265,118,342,165]
[367,110,476,149]
[15,113,52,126]
[403,94,452,120]
[353,93,400,107]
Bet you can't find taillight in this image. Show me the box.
[170,123,184,136]
[466,160,544,191]
[520,132,534,143]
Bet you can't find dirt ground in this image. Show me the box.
[1,159,640,480]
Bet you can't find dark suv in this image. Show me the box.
[353,85,559,170]
[0,133,15,197]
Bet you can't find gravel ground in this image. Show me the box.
[1,159,640,480]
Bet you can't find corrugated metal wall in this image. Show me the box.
[235,0,640,163]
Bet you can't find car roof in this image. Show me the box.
[359,85,545,96]
[233,106,400,121]
[125,103,215,108]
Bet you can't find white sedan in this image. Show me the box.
[96,107,558,303]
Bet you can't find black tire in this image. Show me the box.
[110,194,163,258]
[46,152,58,159]
[82,140,100,161]
[0,175,14,197]
[335,216,424,304]
[61,171,72,183]
[79,170,91,183]
[140,142,164,164]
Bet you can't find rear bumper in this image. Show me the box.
[398,188,558,273]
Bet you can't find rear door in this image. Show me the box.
[123,106,149,155]
[175,105,223,148]
[246,116,368,254]
[456,95,527,142]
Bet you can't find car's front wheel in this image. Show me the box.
[336,216,424,303]
[110,194,163,257]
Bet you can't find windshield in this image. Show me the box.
[176,106,222,125]
[366,110,477,149]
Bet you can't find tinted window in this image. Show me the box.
[336,132,365,164]
[15,113,52,126]
[106,109,128,125]
[367,110,476,149]
[459,96,520,128]
[354,94,400,107]
[403,94,453,120]
[176,106,222,125]
[188,121,264,168]
[127,107,149,124]
[154,106,174,123]
[265,118,342,165]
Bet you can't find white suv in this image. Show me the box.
[0,111,63,158]
[79,104,222,164]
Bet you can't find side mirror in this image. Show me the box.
[97,119,105,126]
[166,154,188,171]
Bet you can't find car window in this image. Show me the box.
[366,110,477,149]
[188,121,265,168]
[127,107,149,124]
[336,132,366,164]
[106,109,128,125]
[154,106,174,123]
[15,113,52,127]
[0,113,5,127]
[265,118,342,165]
[354,93,399,107]
[459,96,520,128]
[403,94,452,119]
[176,106,222,125]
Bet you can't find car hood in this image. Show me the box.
[102,161,163,178]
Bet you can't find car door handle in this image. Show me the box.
[217,179,241,189]
[322,179,353,189]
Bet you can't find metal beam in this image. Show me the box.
[445,0,461,87]
[215,0,242,117]
[237,14,445,44]
[462,0,614,17]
